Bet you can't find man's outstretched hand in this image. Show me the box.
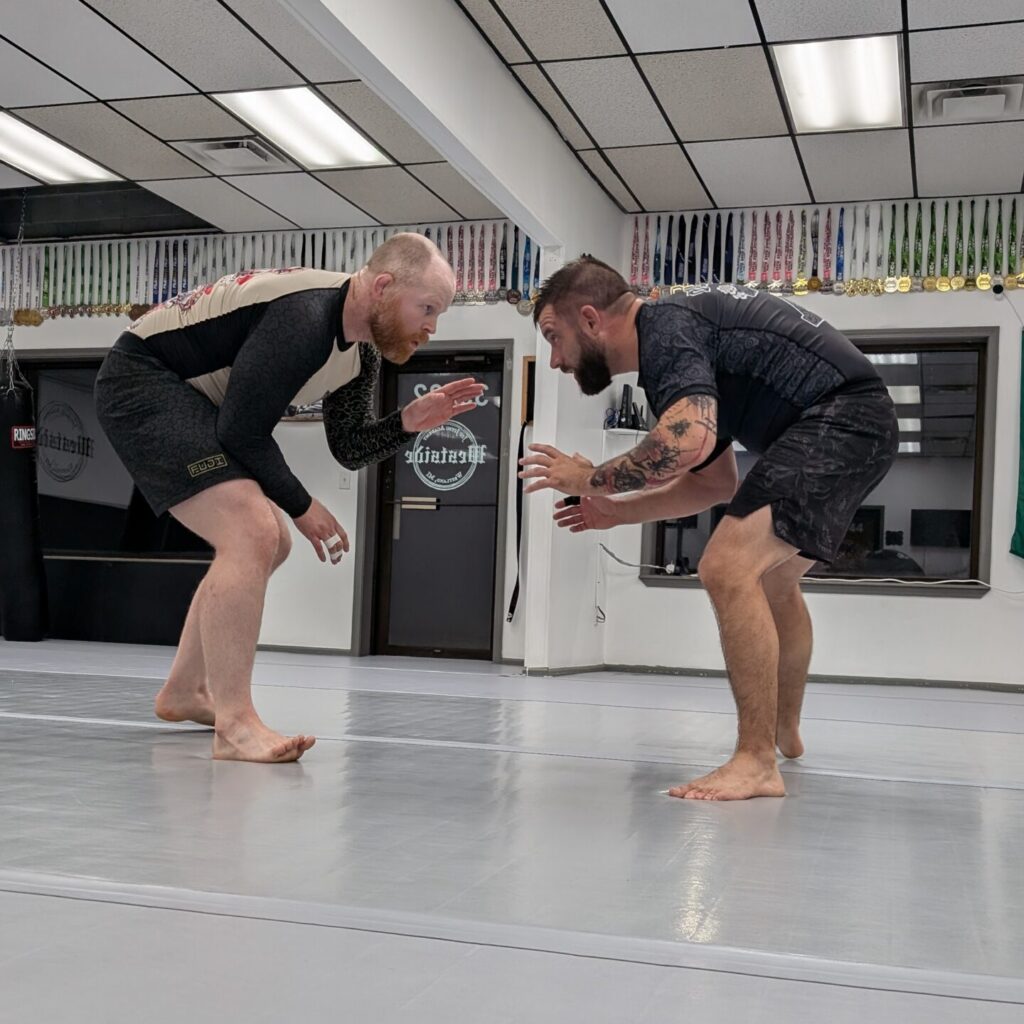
[401,378,486,432]
[518,443,595,495]
[552,495,620,533]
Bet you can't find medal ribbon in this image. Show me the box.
[810,209,819,277]
[488,224,497,292]
[900,204,910,276]
[784,211,794,284]
[522,236,531,296]
[761,211,770,284]
[737,211,747,282]
[510,227,520,291]
[499,224,507,290]
[653,216,662,285]
[966,200,976,277]
[772,211,783,283]
[913,202,923,277]
[798,210,807,276]
[664,215,674,285]
[457,226,465,292]
[928,202,937,276]
[836,207,845,281]
[887,204,897,276]
[863,205,872,278]
[478,224,486,293]
[875,205,884,278]
[941,202,951,277]
[823,208,833,280]
[980,199,990,274]
[533,241,540,292]
[447,226,455,275]
[995,199,1004,276]
[629,217,639,288]
[1013,200,1021,274]
[955,201,964,277]
[641,216,651,290]
[467,225,476,295]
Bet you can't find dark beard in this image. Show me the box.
[370,298,419,364]
[574,334,613,395]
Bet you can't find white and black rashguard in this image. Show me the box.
[120,268,414,517]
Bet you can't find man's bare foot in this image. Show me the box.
[668,752,786,801]
[212,715,316,763]
[155,682,216,727]
[776,723,804,760]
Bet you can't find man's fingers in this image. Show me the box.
[519,453,552,468]
[309,536,326,562]
[528,443,560,457]
[518,468,550,480]
[523,479,553,494]
[439,377,480,393]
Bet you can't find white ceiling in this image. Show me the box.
[1,0,1023,236]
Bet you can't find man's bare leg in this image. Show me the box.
[169,481,314,763]
[668,506,799,801]
[155,506,291,729]
[762,556,815,759]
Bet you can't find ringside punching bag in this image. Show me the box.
[0,381,48,640]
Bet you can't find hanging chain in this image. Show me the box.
[2,189,30,395]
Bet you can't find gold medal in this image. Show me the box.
[950,275,965,291]
[937,276,951,292]
[794,276,808,296]
[649,285,661,301]
[898,276,912,293]
[1005,274,1018,291]
[976,273,992,290]
[808,276,821,292]
[964,276,977,291]
[923,276,938,292]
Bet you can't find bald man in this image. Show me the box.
[96,233,479,763]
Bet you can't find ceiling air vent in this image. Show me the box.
[913,77,1024,125]
[173,137,295,173]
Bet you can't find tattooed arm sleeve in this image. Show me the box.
[588,394,718,495]
[322,342,417,470]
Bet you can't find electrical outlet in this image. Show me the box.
[338,468,352,490]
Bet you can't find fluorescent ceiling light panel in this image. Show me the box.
[888,385,921,404]
[867,352,919,365]
[898,417,922,431]
[216,88,389,170]
[0,112,119,184]
[774,35,903,133]
[898,441,921,454]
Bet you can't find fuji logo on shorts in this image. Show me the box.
[187,453,227,478]
[10,425,36,449]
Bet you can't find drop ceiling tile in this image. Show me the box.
[577,150,639,212]
[110,97,247,141]
[639,48,788,142]
[0,164,42,189]
[315,167,458,224]
[225,173,378,228]
[496,0,625,60]
[16,104,207,181]
[545,58,673,148]
[220,0,358,82]
[754,0,901,41]
[141,178,296,232]
[86,0,302,92]
[459,0,530,62]
[0,40,91,108]
[407,164,504,219]
[915,123,1024,196]
[606,145,711,211]
[317,83,442,164]
[0,0,193,98]
[603,0,760,52]
[907,0,1024,29]
[688,138,809,208]
[909,23,1024,82]
[513,65,591,148]
[799,130,913,201]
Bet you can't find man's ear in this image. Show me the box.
[578,304,601,334]
[371,272,395,298]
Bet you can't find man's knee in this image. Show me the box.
[698,545,750,596]
[272,517,292,570]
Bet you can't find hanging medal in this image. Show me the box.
[1015,198,1024,287]
[937,201,952,291]
[911,202,923,292]
[485,224,499,304]
[517,238,533,315]
[976,199,992,291]
[651,216,662,299]
[673,214,687,289]
[846,205,858,296]
[782,210,795,294]
[768,210,783,292]
[507,226,522,304]
[736,211,748,286]
[834,207,846,295]
[1004,199,1017,291]
[760,210,771,290]
[712,213,723,285]
[723,212,734,284]
[639,216,652,296]
[964,199,978,291]
[467,224,477,304]
[531,237,541,299]
[699,213,710,285]
[924,202,938,291]
[950,201,966,291]
[874,204,886,295]
[628,216,640,294]
[477,222,487,301]
[898,204,912,292]
[498,223,508,300]
[884,204,899,293]
[664,215,674,287]
[454,226,466,304]
[808,209,821,291]
[687,214,699,285]
[821,208,834,294]
[992,199,1004,293]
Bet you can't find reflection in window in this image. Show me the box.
[651,341,984,583]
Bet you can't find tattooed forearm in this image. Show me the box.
[587,395,718,495]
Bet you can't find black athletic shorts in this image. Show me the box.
[95,335,252,517]
[722,381,899,563]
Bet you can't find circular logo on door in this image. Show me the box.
[406,421,488,492]
[37,401,92,483]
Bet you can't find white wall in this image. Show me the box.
[595,291,1024,685]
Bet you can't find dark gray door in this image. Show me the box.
[374,352,503,658]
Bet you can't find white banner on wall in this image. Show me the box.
[37,369,134,508]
